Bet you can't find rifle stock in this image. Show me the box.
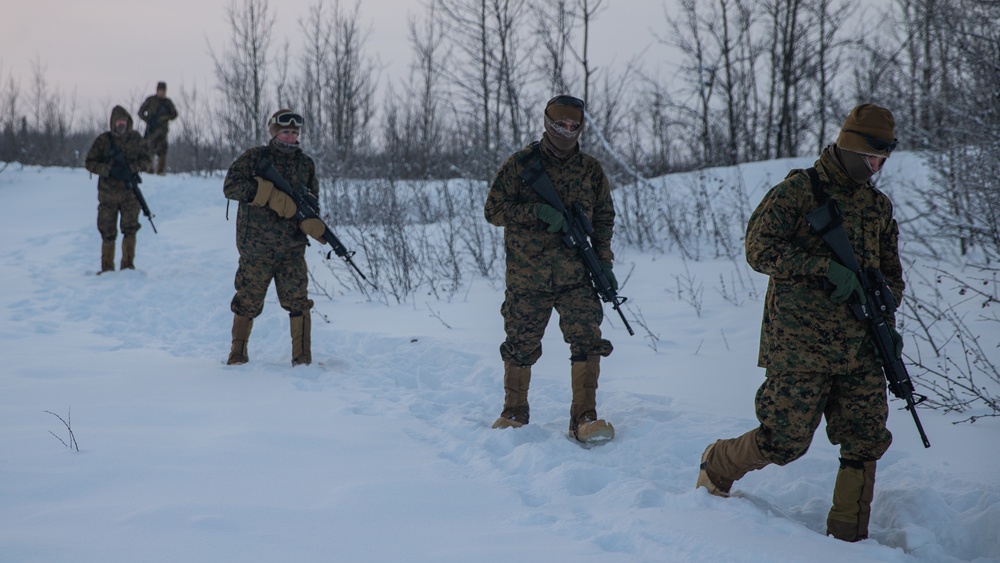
[253,158,371,284]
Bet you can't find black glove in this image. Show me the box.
[109,162,133,181]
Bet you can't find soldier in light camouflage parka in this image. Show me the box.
[223,109,318,367]
[85,105,151,273]
[697,104,905,543]
[485,95,618,444]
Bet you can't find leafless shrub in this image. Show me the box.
[898,265,1000,422]
[44,408,79,451]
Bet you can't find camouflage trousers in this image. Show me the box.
[230,248,313,319]
[499,282,613,365]
[146,130,169,157]
[97,194,141,242]
[754,368,892,465]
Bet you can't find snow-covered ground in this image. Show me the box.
[0,156,997,562]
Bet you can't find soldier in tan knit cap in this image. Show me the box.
[697,103,904,543]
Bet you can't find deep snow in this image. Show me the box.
[0,155,997,562]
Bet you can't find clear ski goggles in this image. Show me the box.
[268,111,304,128]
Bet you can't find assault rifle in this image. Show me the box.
[110,147,157,233]
[518,145,634,336]
[253,158,370,283]
[804,169,929,448]
[143,101,171,139]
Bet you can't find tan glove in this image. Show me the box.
[300,218,327,244]
[251,177,297,219]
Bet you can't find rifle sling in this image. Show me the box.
[518,142,567,213]
[804,167,848,239]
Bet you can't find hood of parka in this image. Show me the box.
[109,105,133,136]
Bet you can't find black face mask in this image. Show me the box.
[835,146,877,184]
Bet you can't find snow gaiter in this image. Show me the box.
[290,310,311,366]
[227,314,253,365]
[827,458,876,542]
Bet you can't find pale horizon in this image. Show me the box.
[1,0,675,123]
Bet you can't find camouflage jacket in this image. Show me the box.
[223,140,319,256]
[137,96,178,135]
[84,106,151,203]
[747,145,904,373]
[485,139,615,291]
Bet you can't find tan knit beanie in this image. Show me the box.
[836,103,896,157]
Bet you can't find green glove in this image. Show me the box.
[536,203,565,233]
[601,262,618,291]
[826,261,864,304]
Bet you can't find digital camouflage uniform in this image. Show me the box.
[748,146,902,465]
[138,91,178,173]
[697,125,905,542]
[485,134,617,440]
[485,140,615,364]
[223,139,318,320]
[84,105,151,272]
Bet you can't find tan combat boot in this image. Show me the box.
[569,357,614,443]
[227,314,253,365]
[120,235,136,270]
[290,310,312,366]
[697,428,771,497]
[492,363,531,428]
[156,154,167,175]
[99,241,115,274]
[826,459,876,542]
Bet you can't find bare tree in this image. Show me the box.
[208,0,275,152]
[322,0,380,175]
[387,0,451,178]
[531,0,577,94]
[438,0,532,176]
[666,0,720,165]
[572,0,606,108]
[809,0,853,154]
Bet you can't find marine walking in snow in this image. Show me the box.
[484,95,620,444]
[137,81,178,175]
[697,103,906,542]
[84,105,152,274]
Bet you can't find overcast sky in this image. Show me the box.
[1,0,677,120]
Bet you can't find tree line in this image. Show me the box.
[1,0,997,257]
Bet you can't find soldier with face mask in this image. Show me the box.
[223,109,318,367]
[696,103,905,543]
[484,95,619,444]
[85,105,152,273]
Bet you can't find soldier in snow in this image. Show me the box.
[137,81,178,175]
[696,104,905,542]
[84,105,152,273]
[484,95,619,444]
[223,109,318,367]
